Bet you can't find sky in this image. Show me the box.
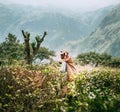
[1,0,120,12]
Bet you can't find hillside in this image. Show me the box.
[72,4,120,57]
[0,3,112,50]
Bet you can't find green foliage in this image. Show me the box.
[0,65,60,112]
[0,32,55,65]
[77,52,100,65]
[0,33,24,64]
[35,47,55,61]
[22,30,49,64]
[77,52,120,67]
[109,58,120,67]
[74,70,120,112]
[0,65,120,112]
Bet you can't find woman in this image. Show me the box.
[60,51,76,81]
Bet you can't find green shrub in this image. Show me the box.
[0,65,61,112]
[0,65,120,112]
[71,70,120,112]
[76,52,120,68]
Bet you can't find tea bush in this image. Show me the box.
[0,65,62,112]
[0,65,120,112]
[63,69,120,112]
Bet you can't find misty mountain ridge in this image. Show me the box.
[71,4,120,57]
[0,3,113,51]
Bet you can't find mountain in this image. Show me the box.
[0,3,113,51]
[73,4,120,57]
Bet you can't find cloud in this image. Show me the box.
[1,0,120,11]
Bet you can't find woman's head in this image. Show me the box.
[60,51,69,59]
[60,51,65,59]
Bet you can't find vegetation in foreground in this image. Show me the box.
[0,31,120,112]
[0,64,120,112]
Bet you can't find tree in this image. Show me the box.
[34,47,55,61]
[0,33,24,64]
[76,52,120,67]
[22,30,47,64]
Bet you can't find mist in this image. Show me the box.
[1,0,120,12]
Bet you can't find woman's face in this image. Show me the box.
[60,53,65,59]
